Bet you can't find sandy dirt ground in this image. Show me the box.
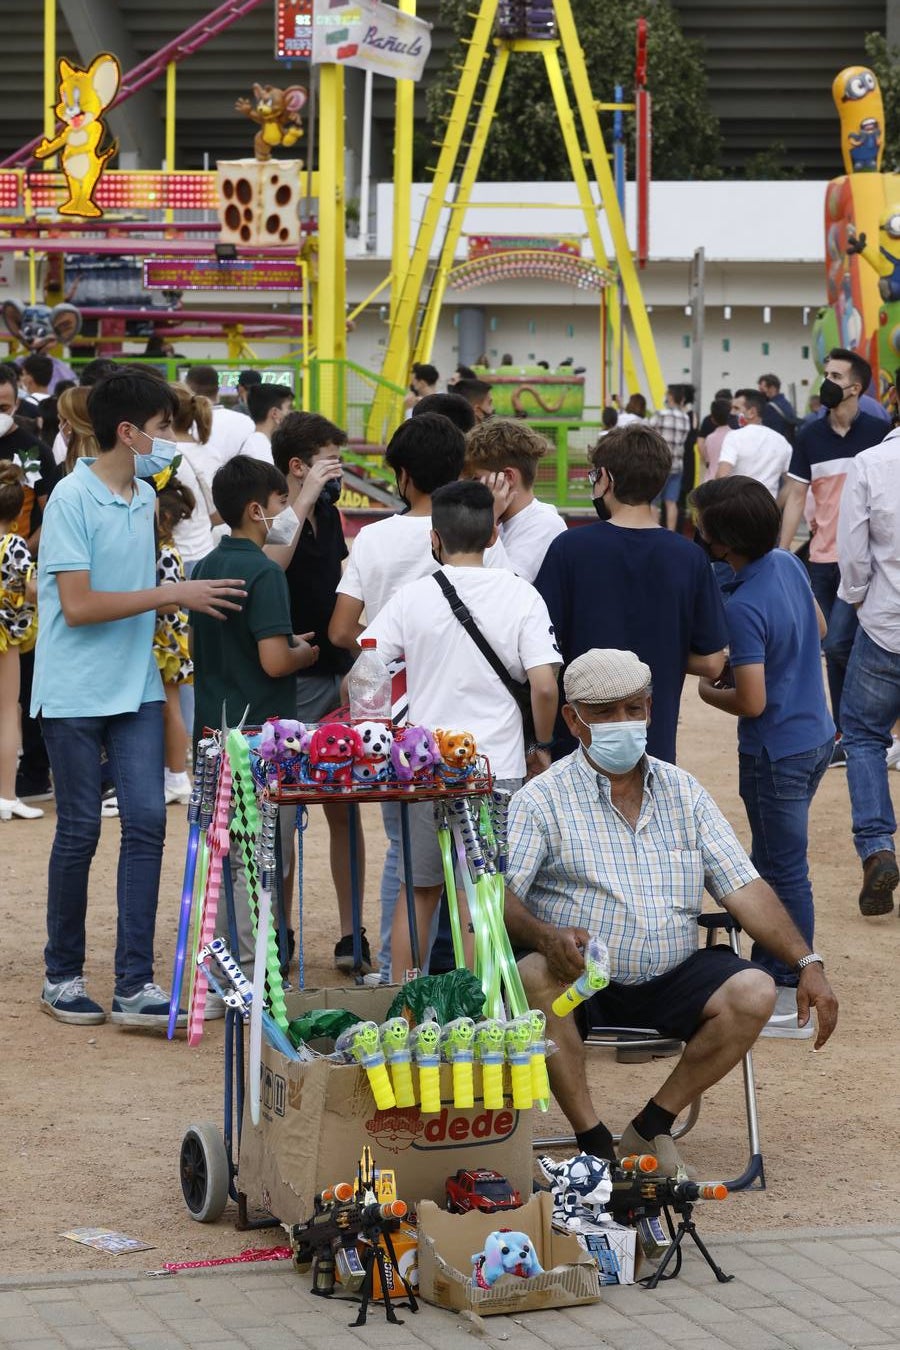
[2,685,897,1276]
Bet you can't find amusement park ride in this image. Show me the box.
[0,0,665,456]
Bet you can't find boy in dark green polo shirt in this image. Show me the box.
[190,456,318,741]
[190,455,318,972]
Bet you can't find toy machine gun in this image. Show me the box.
[609,1154,731,1289]
[289,1172,418,1327]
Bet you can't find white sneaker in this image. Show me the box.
[759,985,815,1040]
[164,771,192,805]
[0,796,44,820]
[100,789,118,818]
[886,738,900,770]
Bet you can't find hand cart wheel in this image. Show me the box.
[180,1121,231,1222]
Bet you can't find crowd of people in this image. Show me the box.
[3,341,897,1167]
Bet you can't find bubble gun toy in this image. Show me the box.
[335,1021,396,1111]
[551,936,611,1017]
[379,1018,416,1108]
[505,1017,534,1110]
[440,1017,476,1108]
[527,1009,551,1101]
[410,1018,442,1114]
[475,1018,506,1110]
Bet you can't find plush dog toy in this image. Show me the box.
[390,725,438,785]
[258,717,308,789]
[306,722,362,789]
[352,720,394,786]
[471,1229,544,1289]
[538,1153,613,1233]
[433,728,478,785]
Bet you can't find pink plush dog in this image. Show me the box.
[306,722,362,788]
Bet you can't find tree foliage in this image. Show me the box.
[424,0,722,182]
[864,32,900,173]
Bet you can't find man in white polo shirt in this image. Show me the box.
[717,388,791,498]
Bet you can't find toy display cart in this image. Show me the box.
[179,745,496,1227]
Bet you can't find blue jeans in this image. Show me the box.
[42,703,167,996]
[738,739,832,986]
[807,561,858,734]
[840,627,900,860]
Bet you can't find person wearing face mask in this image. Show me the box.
[0,366,59,556]
[693,477,832,1037]
[268,412,367,974]
[503,647,839,1171]
[535,423,727,765]
[189,454,319,980]
[32,367,248,1028]
[779,348,887,768]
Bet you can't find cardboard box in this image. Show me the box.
[578,1222,637,1285]
[416,1191,600,1315]
[237,986,534,1225]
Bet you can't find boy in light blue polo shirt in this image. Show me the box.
[33,368,245,1027]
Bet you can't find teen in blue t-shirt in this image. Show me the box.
[33,368,245,1028]
[693,476,833,1037]
[535,423,728,764]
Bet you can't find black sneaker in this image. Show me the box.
[334,928,373,975]
[41,976,106,1025]
[16,773,53,802]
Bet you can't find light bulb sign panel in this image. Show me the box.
[311,0,432,81]
[276,0,313,60]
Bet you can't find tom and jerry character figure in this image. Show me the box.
[235,83,307,163]
[34,53,121,218]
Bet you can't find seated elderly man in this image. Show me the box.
[505,647,838,1171]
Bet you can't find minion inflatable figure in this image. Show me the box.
[832,66,884,175]
[847,207,900,303]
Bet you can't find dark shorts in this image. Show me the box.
[571,947,756,1044]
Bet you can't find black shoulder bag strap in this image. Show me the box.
[432,569,524,695]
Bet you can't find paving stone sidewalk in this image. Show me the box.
[3,1225,900,1350]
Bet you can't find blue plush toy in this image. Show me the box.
[471,1229,544,1289]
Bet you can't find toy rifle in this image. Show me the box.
[289,1193,417,1327]
[608,1158,731,1289]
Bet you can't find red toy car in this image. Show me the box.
[445,1168,522,1214]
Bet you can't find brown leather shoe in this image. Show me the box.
[859,850,899,916]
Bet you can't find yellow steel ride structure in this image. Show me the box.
[370,0,664,440]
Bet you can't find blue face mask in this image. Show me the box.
[576,711,647,775]
[130,425,180,478]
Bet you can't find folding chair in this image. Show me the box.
[533,913,765,1191]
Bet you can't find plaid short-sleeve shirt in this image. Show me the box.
[506,750,758,984]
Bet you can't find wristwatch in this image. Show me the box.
[795,952,824,974]
[532,740,553,751]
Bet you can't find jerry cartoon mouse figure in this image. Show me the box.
[235,84,307,163]
[34,53,120,218]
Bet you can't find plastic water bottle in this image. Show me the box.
[348,638,391,722]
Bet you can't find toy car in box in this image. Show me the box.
[445,1169,521,1215]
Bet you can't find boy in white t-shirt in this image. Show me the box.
[464,419,567,582]
[363,480,560,978]
[331,414,497,980]
[241,383,292,463]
